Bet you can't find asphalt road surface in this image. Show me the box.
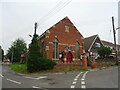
[1,64,119,89]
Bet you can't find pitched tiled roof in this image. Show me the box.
[84,35,98,52]
[102,40,120,52]
[39,16,83,39]
[101,40,114,47]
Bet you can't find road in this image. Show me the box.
[1,64,119,89]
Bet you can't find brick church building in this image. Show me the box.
[38,17,85,63]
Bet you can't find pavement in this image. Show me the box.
[1,64,119,89]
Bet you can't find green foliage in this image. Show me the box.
[0,46,4,62]
[27,34,42,72]
[38,57,56,71]
[6,38,27,62]
[87,59,91,66]
[97,46,112,58]
[9,63,27,74]
[27,34,56,73]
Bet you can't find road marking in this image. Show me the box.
[70,72,83,88]
[32,86,40,88]
[81,71,89,79]
[17,73,25,76]
[81,85,86,88]
[72,81,76,84]
[81,81,85,85]
[74,78,78,81]
[81,78,84,80]
[0,74,4,78]
[55,73,64,75]
[6,78,21,84]
[70,85,75,88]
[25,76,47,80]
[80,71,89,89]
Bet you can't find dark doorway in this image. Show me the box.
[66,51,73,63]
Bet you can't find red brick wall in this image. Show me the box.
[53,63,84,70]
[39,17,85,63]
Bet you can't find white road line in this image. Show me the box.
[6,78,21,84]
[81,71,89,79]
[32,86,40,88]
[70,85,75,88]
[0,74,4,78]
[81,81,85,85]
[81,78,84,81]
[74,78,78,81]
[72,81,76,84]
[81,85,86,88]
[17,73,25,76]
[25,76,47,80]
[70,72,83,88]
[80,71,89,89]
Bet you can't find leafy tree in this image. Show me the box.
[6,38,27,63]
[97,46,112,58]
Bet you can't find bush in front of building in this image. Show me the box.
[27,34,56,73]
[38,57,56,71]
[97,46,112,59]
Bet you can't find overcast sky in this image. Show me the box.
[0,0,119,54]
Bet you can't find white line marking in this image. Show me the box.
[75,76,79,79]
[70,72,83,88]
[72,81,76,84]
[80,71,89,89]
[32,86,40,88]
[25,76,47,80]
[0,74,4,77]
[81,71,89,79]
[17,73,25,76]
[74,78,78,81]
[81,85,86,88]
[81,81,85,85]
[81,78,84,81]
[6,78,21,84]
[70,85,75,88]
[55,73,64,74]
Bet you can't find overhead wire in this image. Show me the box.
[37,0,72,30]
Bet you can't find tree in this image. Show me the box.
[6,38,27,63]
[27,23,56,73]
[97,46,112,59]
[27,34,56,73]
[27,34,43,72]
[0,46,4,62]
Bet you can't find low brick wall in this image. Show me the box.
[95,59,116,68]
[54,63,84,70]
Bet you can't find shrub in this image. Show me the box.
[38,57,56,71]
[27,34,56,73]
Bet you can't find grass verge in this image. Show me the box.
[9,63,27,74]
[9,63,89,74]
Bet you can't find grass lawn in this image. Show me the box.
[9,63,89,74]
[9,63,27,74]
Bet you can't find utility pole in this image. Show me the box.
[112,16,118,65]
[34,22,37,35]
[11,51,13,64]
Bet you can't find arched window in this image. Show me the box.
[75,42,80,59]
[53,38,58,59]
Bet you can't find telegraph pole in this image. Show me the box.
[34,22,37,35]
[11,51,13,64]
[112,16,118,65]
